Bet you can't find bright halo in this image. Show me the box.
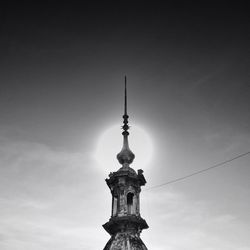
[94,124,153,173]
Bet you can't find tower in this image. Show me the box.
[103,77,149,250]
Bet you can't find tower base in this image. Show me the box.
[104,232,148,250]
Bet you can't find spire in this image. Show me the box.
[124,75,127,116]
[122,76,129,134]
[117,76,135,166]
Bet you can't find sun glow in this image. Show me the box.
[94,124,153,173]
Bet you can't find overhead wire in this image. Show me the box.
[145,151,250,191]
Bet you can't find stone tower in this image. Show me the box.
[103,77,149,250]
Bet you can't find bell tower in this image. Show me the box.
[103,77,149,250]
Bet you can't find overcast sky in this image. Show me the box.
[0,3,250,250]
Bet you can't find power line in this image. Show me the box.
[145,151,250,191]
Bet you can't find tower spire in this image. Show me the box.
[124,75,127,116]
[122,76,129,135]
[103,77,149,250]
[117,76,135,166]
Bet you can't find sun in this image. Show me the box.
[94,124,154,173]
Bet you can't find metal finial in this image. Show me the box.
[124,76,127,115]
[122,76,129,134]
[117,76,135,166]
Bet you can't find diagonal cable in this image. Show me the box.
[145,151,250,191]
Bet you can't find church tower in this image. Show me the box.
[103,77,149,250]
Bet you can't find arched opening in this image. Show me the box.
[112,195,118,216]
[127,192,134,215]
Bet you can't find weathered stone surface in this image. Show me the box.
[104,232,148,250]
[103,215,148,235]
[103,167,149,250]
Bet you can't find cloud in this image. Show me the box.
[0,135,249,250]
[202,130,250,154]
[142,188,250,250]
[0,136,108,250]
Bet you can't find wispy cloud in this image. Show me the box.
[142,188,250,250]
[0,135,249,249]
[0,136,108,250]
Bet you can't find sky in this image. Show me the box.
[0,2,250,250]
